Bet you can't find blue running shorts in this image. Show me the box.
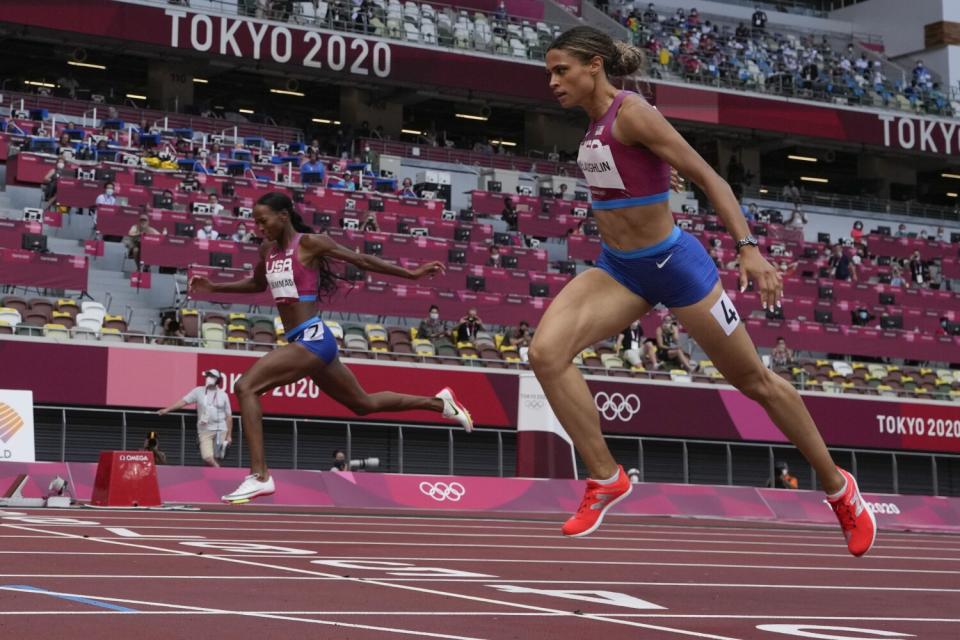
[284,316,339,364]
[595,226,719,308]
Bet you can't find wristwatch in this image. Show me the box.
[735,234,759,253]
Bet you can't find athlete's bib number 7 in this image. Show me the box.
[303,323,325,342]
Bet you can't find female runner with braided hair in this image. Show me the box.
[190,192,473,502]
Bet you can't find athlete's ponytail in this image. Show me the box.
[256,191,342,300]
[548,26,646,78]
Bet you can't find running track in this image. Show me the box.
[0,507,957,639]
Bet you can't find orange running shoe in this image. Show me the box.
[561,465,632,537]
[827,467,877,557]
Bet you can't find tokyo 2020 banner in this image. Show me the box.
[1,339,958,453]
[2,1,959,155]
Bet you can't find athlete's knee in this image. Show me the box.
[528,339,563,376]
[202,456,218,466]
[344,394,375,416]
[234,375,257,398]
[736,368,781,404]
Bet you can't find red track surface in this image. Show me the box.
[0,506,957,639]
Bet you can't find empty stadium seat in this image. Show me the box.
[43,323,69,339]
[75,312,103,332]
[50,310,75,330]
[201,322,225,349]
[0,308,22,328]
[100,327,124,343]
[181,309,200,337]
[412,339,436,356]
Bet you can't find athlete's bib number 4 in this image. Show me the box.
[710,291,740,337]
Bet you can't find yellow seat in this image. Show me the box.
[100,327,124,342]
[43,323,69,338]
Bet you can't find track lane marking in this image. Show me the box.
[0,585,488,640]
[1,523,743,640]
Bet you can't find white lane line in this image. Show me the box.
[1,523,743,640]
[0,585,487,640]
[8,552,954,575]
[4,532,955,562]
[0,611,956,623]
[20,514,944,542]
[32,508,959,541]
[54,537,958,562]
[1,575,955,591]
[41,525,956,552]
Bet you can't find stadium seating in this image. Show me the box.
[610,6,958,117]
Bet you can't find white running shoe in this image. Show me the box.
[436,387,473,433]
[221,474,275,503]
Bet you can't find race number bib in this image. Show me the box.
[301,321,326,342]
[577,140,626,190]
[710,291,740,336]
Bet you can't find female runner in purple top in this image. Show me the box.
[190,192,473,503]
[532,27,875,556]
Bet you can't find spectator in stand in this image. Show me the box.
[331,449,347,472]
[418,305,449,344]
[509,320,535,362]
[558,183,570,200]
[642,3,657,23]
[123,213,162,267]
[361,213,380,232]
[741,202,758,223]
[207,192,224,215]
[397,177,417,198]
[850,220,864,244]
[42,159,67,210]
[57,132,73,155]
[231,222,253,244]
[770,336,795,370]
[197,220,220,240]
[156,315,186,346]
[300,150,326,180]
[487,245,503,267]
[889,263,905,287]
[95,181,117,207]
[829,243,857,282]
[936,226,946,242]
[454,308,484,343]
[656,315,695,373]
[908,250,926,286]
[501,196,518,231]
[896,223,908,237]
[785,204,808,229]
[509,320,534,349]
[618,319,657,369]
[751,6,767,33]
[781,180,800,205]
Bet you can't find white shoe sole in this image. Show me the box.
[221,485,275,503]
[563,481,633,538]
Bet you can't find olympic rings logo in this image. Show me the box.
[594,392,641,422]
[419,481,466,502]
